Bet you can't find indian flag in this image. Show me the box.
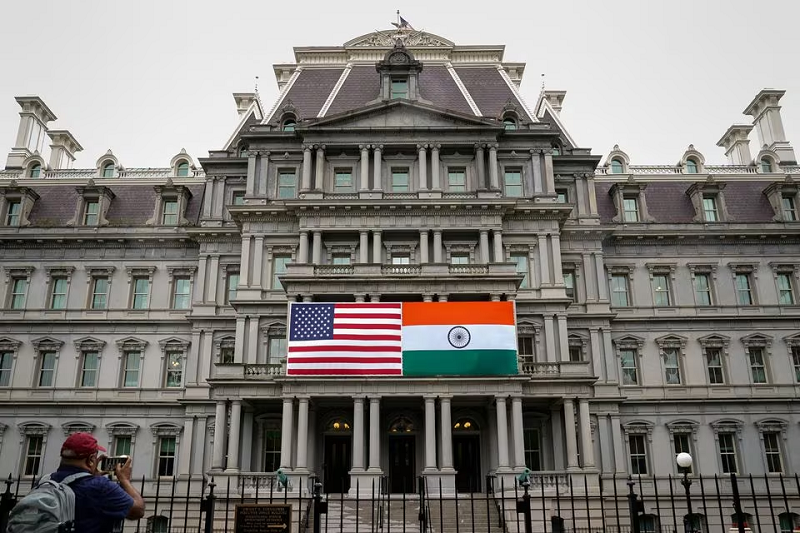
[401,301,518,376]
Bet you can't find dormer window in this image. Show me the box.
[83,200,99,225]
[147,180,191,227]
[685,158,699,174]
[391,78,408,99]
[282,119,296,132]
[503,118,517,131]
[687,177,730,223]
[161,199,178,225]
[377,40,422,102]
[783,195,797,221]
[176,161,190,177]
[761,158,774,173]
[29,164,41,178]
[101,162,115,178]
[5,200,20,226]
[610,159,625,174]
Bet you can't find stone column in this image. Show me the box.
[479,229,490,264]
[563,399,579,470]
[611,414,626,473]
[550,407,565,470]
[440,396,454,470]
[234,317,246,364]
[544,315,556,362]
[207,255,220,303]
[537,234,550,286]
[424,396,437,471]
[359,231,369,263]
[582,254,597,302]
[246,152,258,196]
[212,401,227,470]
[495,396,510,471]
[417,144,428,191]
[298,231,309,263]
[422,294,433,302]
[490,293,501,302]
[295,397,309,471]
[488,144,499,190]
[433,231,443,263]
[597,415,612,473]
[475,144,486,189]
[372,145,383,191]
[590,328,604,380]
[195,256,208,304]
[372,230,382,264]
[352,397,365,471]
[431,144,441,190]
[557,313,569,362]
[367,397,381,471]
[369,294,381,303]
[312,231,322,265]
[280,397,294,469]
[202,178,214,218]
[314,145,325,190]
[543,151,556,194]
[511,396,525,470]
[419,231,429,263]
[241,410,254,471]
[240,236,251,287]
[595,253,608,300]
[493,230,503,263]
[252,236,264,288]
[587,174,599,215]
[438,294,448,302]
[578,399,595,468]
[359,145,370,191]
[225,400,242,472]
[551,234,564,285]
[246,317,259,364]
[301,145,312,192]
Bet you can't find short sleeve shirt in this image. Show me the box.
[51,466,134,533]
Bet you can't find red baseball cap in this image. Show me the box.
[61,432,107,458]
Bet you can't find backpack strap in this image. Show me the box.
[61,472,92,485]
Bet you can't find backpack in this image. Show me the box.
[6,471,91,533]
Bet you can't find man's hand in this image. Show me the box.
[115,457,133,484]
[114,457,145,520]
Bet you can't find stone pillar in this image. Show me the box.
[530,150,543,194]
[372,145,383,191]
[295,397,309,471]
[495,396,510,471]
[202,179,214,218]
[587,175,599,215]
[299,231,309,263]
[314,145,325,190]
[354,294,366,303]
[578,399,595,468]
[488,144,499,190]
[493,230,503,263]
[479,230,490,264]
[537,234,550,285]
[212,401,227,470]
[234,317,246,364]
[544,315,556,363]
[359,145,370,191]
[207,255,220,303]
[352,397,365,471]
[475,144,486,189]
[582,254,596,302]
[417,144,428,191]
[372,230,382,264]
[420,231,429,263]
[511,396,525,470]
[424,396,437,471]
[240,236,251,287]
[312,231,322,265]
[359,231,369,263]
[195,256,208,304]
[595,253,609,301]
[431,144,441,190]
[557,313,569,362]
[611,414,626,473]
[563,399,579,470]
[367,397,381,471]
[225,400,242,472]
[301,145,312,192]
[438,294,448,302]
[590,328,604,380]
[551,234,564,285]
[280,397,294,470]
[246,152,258,196]
[302,294,313,303]
[369,294,381,303]
[422,294,433,302]
[440,396,453,470]
[247,317,259,364]
[433,231,443,263]
[550,407,565,471]
[252,236,264,288]
[490,293,501,302]
[596,415,611,473]
[543,151,556,194]
[241,410,254,471]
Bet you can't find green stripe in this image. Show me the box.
[402,349,518,377]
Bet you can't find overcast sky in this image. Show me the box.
[1,0,799,168]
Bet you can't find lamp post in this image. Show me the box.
[677,452,694,533]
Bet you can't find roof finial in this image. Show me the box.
[254,75,259,94]
[540,73,546,93]
[391,11,413,30]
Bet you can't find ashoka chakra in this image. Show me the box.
[448,326,471,349]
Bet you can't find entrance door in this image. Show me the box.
[453,435,481,492]
[323,435,351,493]
[388,435,415,493]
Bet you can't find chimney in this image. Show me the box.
[232,93,257,117]
[743,89,796,164]
[543,90,567,115]
[716,125,754,165]
[6,96,57,169]
[47,130,83,170]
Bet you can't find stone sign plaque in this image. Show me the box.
[234,503,292,533]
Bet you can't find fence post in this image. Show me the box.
[0,474,18,532]
[515,481,533,533]
[418,476,427,533]
[313,479,327,533]
[627,479,643,533]
[202,477,216,533]
[730,473,747,533]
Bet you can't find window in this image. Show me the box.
[673,433,692,470]
[5,200,20,226]
[718,433,738,474]
[685,159,698,174]
[334,169,353,192]
[610,159,624,174]
[651,274,671,306]
[694,273,713,306]
[390,78,408,99]
[29,164,41,178]
[620,349,638,385]
[161,200,178,225]
[568,345,582,362]
[735,273,753,305]
[91,277,109,309]
[263,422,281,472]
[517,335,534,363]
[563,270,575,301]
[23,435,44,476]
[447,168,466,192]
[331,254,351,265]
[122,351,140,388]
[792,346,800,383]
[629,435,648,475]
[779,514,798,533]
[610,274,630,307]
[38,352,56,387]
[9,277,27,309]
[231,191,245,206]
[131,277,149,309]
[702,195,718,222]
[706,348,725,384]
[282,120,296,132]
[391,255,410,265]
[391,169,409,192]
[622,196,639,222]
[523,428,542,470]
[450,254,469,265]
[761,158,773,173]
[83,200,99,225]
[777,273,795,304]
[663,348,681,385]
[272,255,291,289]
[157,437,177,476]
[225,271,239,304]
[782,195,797,221]
[503,118,517,131]
[0,351,12,386]
[164,351,183,387]
[277,170,297,199]
[220,344,234,364]
[101,162,115,178]
[268,335,287,364]
[640,516,657,533]
[556,189,568,203]
[763,432,783,473]
[79,352,99,387]
[176,161,190,177]
[748,347,767,383]
[114,435,132,456]
[50,277,68,309]
[511,254,529,289]
[503,169,523,197]
[172,277,190,309]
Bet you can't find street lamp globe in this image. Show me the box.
[676,452,693,470]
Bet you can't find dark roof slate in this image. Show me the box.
[279,68,344,121]
[418,66,473,116]
[454,67,532,121]
[324,66,379,117]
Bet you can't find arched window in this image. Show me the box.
[551,146,561,156]
[453,418,479,431]
[29,164,41,178]
[610,159,624,174]
[176,161,189,177]
[388,416,414,433]
[237,144,249,157]
[503,118,517,131]
[148,515,169,533]
[761,158,774,173]
[282,119,296,132]
[685,159,698,174]
[327,418,351,432]
[101,162,114,178]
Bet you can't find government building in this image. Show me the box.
[1,25,799,531]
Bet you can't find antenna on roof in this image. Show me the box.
[254,75,259,94]
[540,73,546,95]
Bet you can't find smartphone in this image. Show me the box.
[101,456,128,473]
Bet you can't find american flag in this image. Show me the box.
[287,302,402,375]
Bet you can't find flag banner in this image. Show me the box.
[286,301,517,377]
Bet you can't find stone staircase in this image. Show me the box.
[308,496,420,533]
[424,495,505,533]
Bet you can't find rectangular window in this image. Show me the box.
[268,336,287,364]
[763,432,783,473]
[272,255,291,289]
[9,278,27,309]
[748,347,767,384]
[523,428,542,471]
[622,196,639,222]
[5,200,21,226]
[331,255,351,265]
[719,433,738,474]
[568,345,582,362]
[735,273,753,305]
[673,434,692,471]
[277,170,297,199]
[23,435,43,476]
[391,255,410,265]
[131,277,149,309]
[334,169,353,192]
[391,169,409,192]
[162,200,178,225]
[447,169,466,192]
[793,346,800,383]
[694,273,712,306]
[80,352,99,387]
[172,277,190,309]
[620,349,638,385]
[220,345,234,364]
[390,78,408,99]
[225,272,239,304]
[564,270,576,301]
[610,274,630,307]
[517,337,535,365]
[556,189,568,204]
[511,254,529,289]
[157,437,177,476]
[122,351,140,388]
[263,425,281,472]
[90,277,109,309]
[114,436,132,456]
[777,273,795,304]
[702,195,718,221]
[231,191,246,205]
[782,195,797,221]
[0,351,12,386]
[38,352,56,387]
[164,351,183,387]
[629,435,648,475]
[663,348,681,385]
[706,348,725,384]
[652,274,671,306]
[50,277,68,309]
[503,169,523,198]
[450,254,469,265]
[83,200,99,225]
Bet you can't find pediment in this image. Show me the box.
[306,101,498,130]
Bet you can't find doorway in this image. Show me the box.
[323,435,351,493]
[453,435,481,492]
[388,435,415,493]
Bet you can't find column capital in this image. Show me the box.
[529,149,537,155]
[480,228,489,235]
[372,144,383,151]
[433,229,442,235]
[314,144,326,151]
[488,143,499,150]
[510,394,524,401]
[474,143,486,151]
[367,394,382,401]
[431,143,441,151]
[359,144,370,151]
[419,229,429,234]
[302,144,313,151]
[494,394,508,402]
[438,394,453,401]
[281,396,295,402]
[417,143,429,151]
[352,394,367,401]
[422,394,437,401]
[372,228,382,234]
[296,395,310,402]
